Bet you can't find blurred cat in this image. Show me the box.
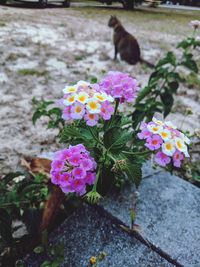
[108,15,154,67]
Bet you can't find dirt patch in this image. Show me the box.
[0,4,199,173]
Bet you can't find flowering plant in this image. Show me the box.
[32,70,192,203]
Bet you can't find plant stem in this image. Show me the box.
[92,166,101,192]
[114,99,119,116]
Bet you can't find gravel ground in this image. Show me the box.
[0,4,199,173]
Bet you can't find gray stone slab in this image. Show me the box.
[24,205,173,267]
[142,161,162,178]
[101,169,200,267]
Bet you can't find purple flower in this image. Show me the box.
[80,159,94,171]
[51,160,64,171]
[173,150,184,168]
[51,171,62,185]
[137,129,152,139]
[56,149,72,161]
[155,151,171,167]
[85,172,96,185]
[145,135,163,151]
[70,103,85,119]
[60,172,72,187]
[68,153,81,166]
[70,179,86,195]
[99,71,140,103]
[62,106,72,120]
[100,102,114,120]
[84,112,99,126]
[72,167,87,179]
[50,145,97,196]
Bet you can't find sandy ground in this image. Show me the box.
[0,3,199,173]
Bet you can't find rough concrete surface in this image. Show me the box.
[24,205,174,267]
[101,168,200,267]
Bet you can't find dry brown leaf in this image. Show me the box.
[21,156,51,175]
[40,186,65,232]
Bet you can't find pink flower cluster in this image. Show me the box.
[138,118,190,168]
[50,144,97,195]
[61,81,114,127]
[99,71,140,103]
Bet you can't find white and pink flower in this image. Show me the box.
[138,118,190,168]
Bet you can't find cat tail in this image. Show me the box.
[140,58,155,68]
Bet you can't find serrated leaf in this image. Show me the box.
[103,127,131,153]
[124,162,142,188]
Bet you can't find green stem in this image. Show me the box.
[114,99,120,116]
[92,166,101,192]
[107,153,116,162]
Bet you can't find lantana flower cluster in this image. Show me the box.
[50,144,97,195]
[138,118,190,168]
[99,71,140,103]
[61,80,115,126]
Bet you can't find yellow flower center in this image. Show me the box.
[89,102,98,110]
[161,132,168,138]
[177,141,183,149]
[68,96,75,103]
[166,143,172,150]
[152,127,159,132]
[78,95,86,102]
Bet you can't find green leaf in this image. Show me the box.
[124,162,142,188]
[135,86,152,103]
[160,91,174,117]
[130,209,136,224]
[182,59,198,73]
[132,110,145,129]
[177,37,195,49]
[156,51,176,68]
[103,115,122,131]
[60,125,83,142]
[32,111,44,125]
[48,107,62,117]
[103,127,131,153]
